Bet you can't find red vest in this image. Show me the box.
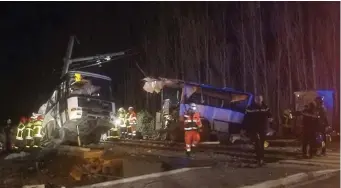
[128,112,137,125]
[184,112,202,131]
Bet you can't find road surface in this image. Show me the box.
[75,145,340,188]
[293,172,340,188]
[1,142,339,188]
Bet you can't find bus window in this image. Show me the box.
[186,92,202,104]
[229,95,250,112]
[206,96,223,108]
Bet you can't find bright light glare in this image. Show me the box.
[114,119,121,125]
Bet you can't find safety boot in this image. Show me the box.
[186,151,191,157]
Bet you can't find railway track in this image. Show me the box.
[99,139,301,160]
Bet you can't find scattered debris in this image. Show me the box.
[68,149,124,181]
[5,151,30,160]
[22,184,45,188]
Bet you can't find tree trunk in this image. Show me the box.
[284,3,293,105]
[240,4,247,92]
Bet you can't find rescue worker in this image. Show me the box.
[301,102,319,158]
[117,107,127,139]
[24,117,34,148]
[32,114,43,148]
[244,95,273,166]
[107,113,120,140]
[126,107,137,139]
[183,103,202,157]
[282,109,294,136]
[15,116,27,149]
[314,96,329,156]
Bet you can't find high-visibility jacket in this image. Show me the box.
[16,122,25,141]
[184,112,202,131]
[25,121,34,140]
[33,119,43,138]
[128,112,137,127]
[118,113,127,128]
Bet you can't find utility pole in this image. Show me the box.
[61,35,126,78]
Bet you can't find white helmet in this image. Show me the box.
[128,107,134,111]
[189,103,197,111]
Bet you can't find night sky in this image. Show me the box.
[0,2,150,122]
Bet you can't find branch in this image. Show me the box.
[135,62,148,77]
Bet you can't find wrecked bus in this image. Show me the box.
[38,71,116,146]
[142,77,253,144]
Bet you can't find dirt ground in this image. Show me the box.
[0,149,124,188]
[0,145,177,188]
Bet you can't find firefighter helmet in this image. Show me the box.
[118,107,125,113]
[189,103,197,111]
[20,117,27,123]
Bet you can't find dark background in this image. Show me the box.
[0,2,145,121]
[0,2,339,127]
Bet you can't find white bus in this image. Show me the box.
[39,71,116,146]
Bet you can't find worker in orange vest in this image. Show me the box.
[126,107,137,139]
[183,103,202,157]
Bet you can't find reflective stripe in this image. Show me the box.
[184,120,198,123]
[184,115,190,118]
[186,144,191,152]
[184,127,198,131]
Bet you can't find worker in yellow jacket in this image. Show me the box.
[24,118,34,148]
[15,116,27,149]
[32,114,43,148]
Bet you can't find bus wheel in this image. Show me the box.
[217,132,231,145]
